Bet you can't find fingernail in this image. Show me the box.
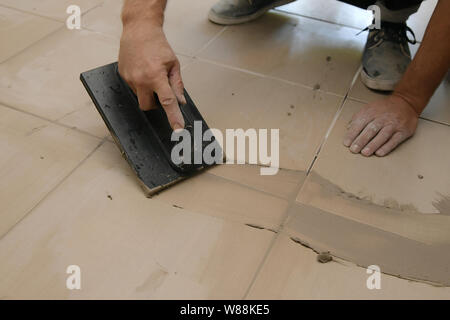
[173,123,184,131]
[376,150,385,157]
[350,144,359,153]
[343,139,352,147]
[362,147,370,155]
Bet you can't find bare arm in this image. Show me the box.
[344,0,450,157]
[395,0,450,114]
[119,0,186,130]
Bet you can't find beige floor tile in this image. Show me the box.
[0,142,274,299]
[182,59,344,172]
[278,0,372,30]
[0,6,62,63]
[289,99,450,285]
[207,164,305,199]
[279,0,436,43]
[0,0,103,21]
[349,43,450,126]
[83,0,224,56]
[247,233,450,299]
[0,28,119,137]
[300,98,450,214]
[0,104,100,239]
[198,11,365,95]
[153,172,289,230]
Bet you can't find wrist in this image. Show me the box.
[121,0,165,29]
[391,91,423,117]
[122,14,163,30]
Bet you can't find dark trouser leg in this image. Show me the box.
[338,0,422,10]
[337,0,423,22]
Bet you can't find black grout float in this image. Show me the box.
[80,62,222,196]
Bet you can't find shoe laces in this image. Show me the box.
[358,21,417,46]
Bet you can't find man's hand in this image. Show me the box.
[343,94,419,157]
[118,20,186,130]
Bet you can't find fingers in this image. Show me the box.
[348,120,382,154]
[169,63,186,105]
[375,132,407,157]
[360,126,394,157]
[136,87,156,111]
[343,113,373,148]
[154,77,185,130]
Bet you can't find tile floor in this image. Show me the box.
[0,0,449,299]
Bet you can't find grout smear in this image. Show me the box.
[432,193,450,216]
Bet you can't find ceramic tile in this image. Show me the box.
[0,28,119,137]
[288,99,450,285]
[207,164,305,199]
[0,0,103,21]
[199,11,366,95]
[153,172,289,230]
[247,233,450,299]
[82,0,224,56]
[299,99,450,214]
[279,0,436,43]
[0,142,274,299]
[349,44,450,126]
[0,104,101,238]
[0,6,62,63]
[182,59,344,172]
[278,0,372,30]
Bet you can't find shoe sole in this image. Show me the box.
[360,68,399,92]
[208,0,297,25]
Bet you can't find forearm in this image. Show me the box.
[394,0,450,115]
[121,0,167,28]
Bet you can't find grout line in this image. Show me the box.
[0,138,107,242]
[80,1,105,18]
[203,169,298,202]
[194,26,228,57]
[0,4,64,23]
[346,95,450,128]
[194,56,346,97]
[272,8,423,45]
[0,2,110,66]
[242,169,307,299]
[419,117,450,127]
[273,8,368,32]
[0,24,65,66]
[242,63,362,299]
[305,66,361,175]
[0,1,104,23]
[0,101,106,140]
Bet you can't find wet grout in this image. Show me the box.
[242,62,362,299]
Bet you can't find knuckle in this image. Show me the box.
[368,122,379,132]
[160,96,176,107]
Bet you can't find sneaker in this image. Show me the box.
[360,21,417,91]
[208,0,296,25]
